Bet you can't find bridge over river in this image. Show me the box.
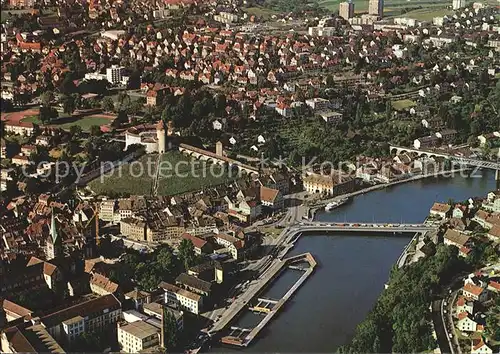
[390,145,500,171]
[291,221,436,234]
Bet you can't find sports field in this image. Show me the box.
[20,114,113,131]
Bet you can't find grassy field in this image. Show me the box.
[21,115,112,131]
[392,99,417,111]
[245,6,279,18]
[319,0,465,19]
[89,151,240,197]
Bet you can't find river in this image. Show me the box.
[220,171,496,352]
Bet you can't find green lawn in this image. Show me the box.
[88,151,239,197]
[319,0,457,14]
[392,99,417,111]
[20,115,112,131]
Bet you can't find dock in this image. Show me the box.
[220,253,317,347]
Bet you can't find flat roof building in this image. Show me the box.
[118,320,160,353]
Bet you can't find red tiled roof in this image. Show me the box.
[181,233,207,249]
[463,283,484,297]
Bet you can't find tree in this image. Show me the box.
[40,91,54,107]
[325,74,334,88]
[178,239,196,270]
[69,125,83,138]
[385,101,392,120]
[59,74,77,94]
[162,306,178,350]
[90,125,102,137]
[112,110,128,127]
[101,97,115,113]
[62,95,76,115]
[39,106,57,124]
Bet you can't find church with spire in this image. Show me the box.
[46,211,63,260]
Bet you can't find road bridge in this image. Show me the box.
[292,221,436,234]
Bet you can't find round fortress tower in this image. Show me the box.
[156,120,166,153]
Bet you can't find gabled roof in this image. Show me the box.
[41,294,121,328]
[463,283,485,297]
[260,186,279,203]
[181,233,207,249]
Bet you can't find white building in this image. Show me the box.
[462,283,488,303]
[452,0,465,9]
[305,97,331,111]
[84,72,107,81]
[471,339,493,354]
[118,321,160,353]
[214,233,244,260]
[159,282,203,315]
[106,65,125,84]
[457,313,479,332]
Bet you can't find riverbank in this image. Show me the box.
[225,171,496,353]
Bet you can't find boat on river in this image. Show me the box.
[325,197,351,211]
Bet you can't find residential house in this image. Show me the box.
[175,273,212,297]
[260,186,284,211]
[0,321,64,353]
[435,129,457,144]
[89,273,119,296]
[124,289,151,311]
[471,339,493,354]
[413,135,439,149]
[212,120,223,131]
[159,282,203,315]
[429,202,451,218]
[444,229,470,249]
[453,204,468,219]
[12,155,31,166]
[487,281,500,294]
[318,110,343,124]
[457,312,479,332]
[456,296,474,315]
[188,261,224,284]
[214,233,244,260]
[181,233,212,255]
[462,283,488,303]
[487,225,500,241]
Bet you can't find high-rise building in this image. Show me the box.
[106,65,124,84]
[368,0,384,18]
[339,1,354,20]
[452,0,465,9]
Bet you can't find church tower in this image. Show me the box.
[46,211,62,260]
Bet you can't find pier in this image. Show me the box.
[218,253,317,347]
